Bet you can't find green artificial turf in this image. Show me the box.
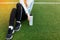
[0,0,60,40]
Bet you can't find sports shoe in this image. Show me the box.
[6,28,14,40]
[14,22,21,31]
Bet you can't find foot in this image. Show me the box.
[14,22,21,31]
[6,28,14,40]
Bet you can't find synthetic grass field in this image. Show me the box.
[0,0,60,40]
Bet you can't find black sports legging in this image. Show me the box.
[9,3,27,26]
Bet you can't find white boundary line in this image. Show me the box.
[0,2,60,4]
[35,2,60,4]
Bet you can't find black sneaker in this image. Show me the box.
[6,28,14,40]
[14,22,21,31]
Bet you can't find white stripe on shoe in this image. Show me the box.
[16,21,21,23]
[9,26,13,30]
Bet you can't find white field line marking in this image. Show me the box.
[35,2,60,4]
[0,2,60,4]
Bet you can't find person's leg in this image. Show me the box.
[9,8,16,26]
[6,8,16,39]
[21,4,27,21]
[16,3,22,21]
[14,3,28,31]
[14,3,22,31]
